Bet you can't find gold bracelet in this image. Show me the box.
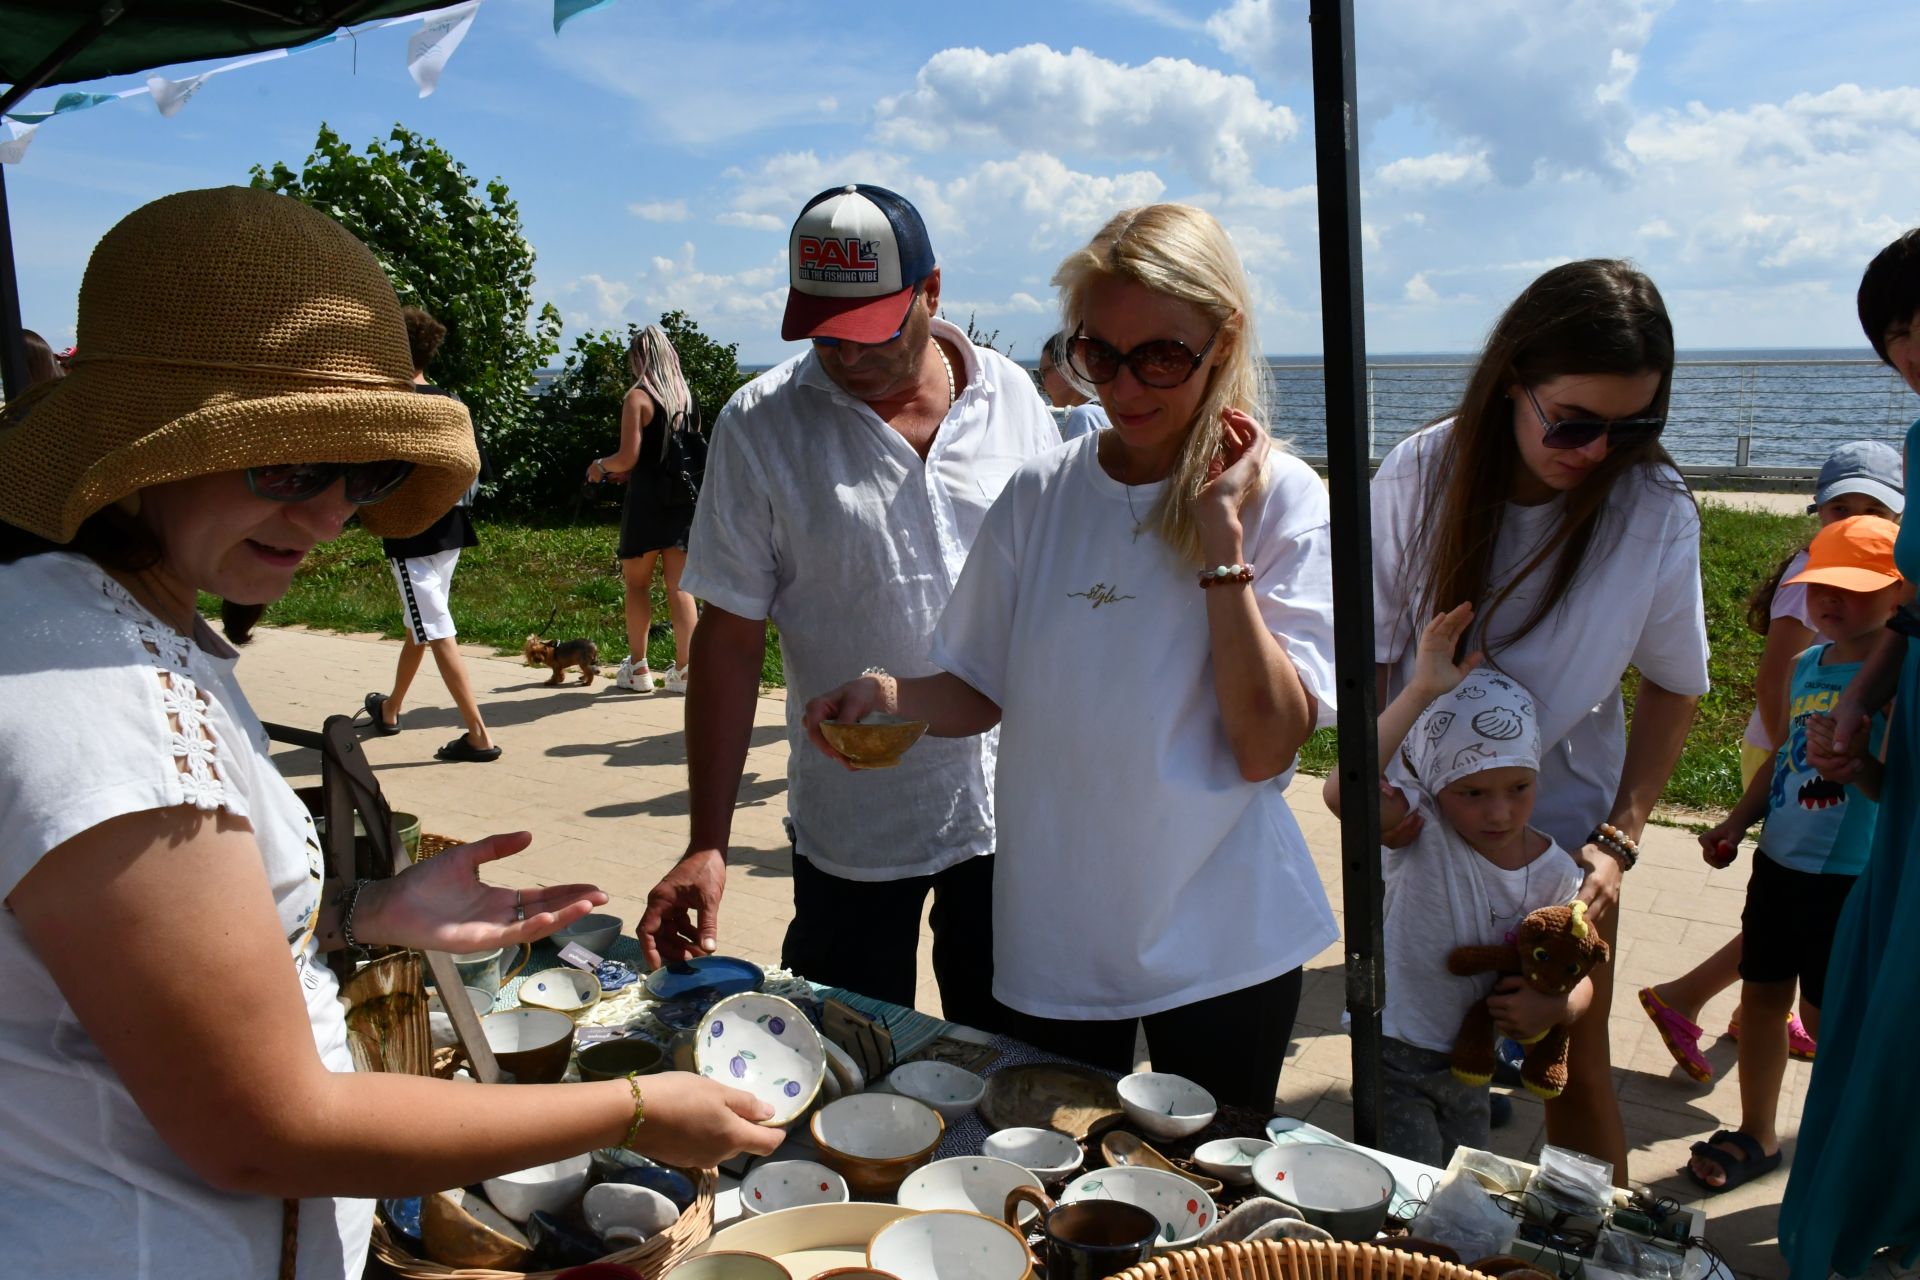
[620,1072,647,1150]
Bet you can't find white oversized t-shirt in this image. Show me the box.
[933,436,1341,1019]
[1372,423,1711,850]
[682,318,1061,881]
[0,553,368,1279]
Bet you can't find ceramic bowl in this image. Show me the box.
[481,1153,591,1224]
[887,1061,986,1122]
[1116,1071,1216,1141]
[421,1187,533,1270]
[479,1008,576,1084]
[552,912,623,958]
[810,1092,946,1199]
[583,1180,682,1244]
[1191,1137,1271,1186]
[519,966,603,1016]
[578,1037,667,1082]
[740,1158,850,1217]
[696,992,826,1126]
[980,1127,1083,1187]
[896,1156,1044,1225]
[868,1209,1032,1280]
[427,985,495,1017]
[526,1209,605,1270]
[818,717,929,769]
[1059,1165,1216,1246]
[1250,1144,1393,1242]
[598,1164,698,1213]
[664,1251,796,1280]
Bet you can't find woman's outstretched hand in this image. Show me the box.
[629,1073,786,1167]
[1196,407,1271,521]
[356,831,608,954]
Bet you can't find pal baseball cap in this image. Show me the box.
[781,183,935,343]
[1809,440,1904,515]
[1786,514,1903,593]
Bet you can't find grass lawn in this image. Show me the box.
[265,502,1813,816]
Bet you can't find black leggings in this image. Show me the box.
[1005,967,1304,1108]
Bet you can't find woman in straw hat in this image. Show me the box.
[0,187,780,1279]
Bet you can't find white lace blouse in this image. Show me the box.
[0,551,370,1279]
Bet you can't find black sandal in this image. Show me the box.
[435,734,501,763]
[363,691,401,736]
[1683,1128,1781,1195]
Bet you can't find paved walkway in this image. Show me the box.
[247,621,1799,1276]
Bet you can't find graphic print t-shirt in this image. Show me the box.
[1758,644,1884,876]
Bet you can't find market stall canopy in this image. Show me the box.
[0,2,456,103]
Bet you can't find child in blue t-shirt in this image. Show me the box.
[1688,515,1907,1195]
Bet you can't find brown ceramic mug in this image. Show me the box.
[1004,1187,1158,1280]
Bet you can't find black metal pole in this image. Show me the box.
[0,165,28,401]
[1308,0,1385,1146]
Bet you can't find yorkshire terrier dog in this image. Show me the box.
[523,634,600,686]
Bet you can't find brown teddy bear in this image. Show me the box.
[1447,900,1611,1099]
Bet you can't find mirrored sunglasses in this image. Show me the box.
[245,460,415,505]
[1523,384,1665,451]
[1067,328,1221,390]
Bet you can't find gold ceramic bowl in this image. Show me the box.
[809,1093,946,1199]
[819,718,929,770]
[421,1188,532,1270]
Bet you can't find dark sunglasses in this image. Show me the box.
[1522,383,1665,451]
[811,287,920,348]
[1067,327,1221,389]
[245,460,415,505]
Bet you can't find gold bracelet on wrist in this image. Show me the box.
[620,1072,647,1150]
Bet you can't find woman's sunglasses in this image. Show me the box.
[1523,384,1665,451]
[1067,327,1221,389]
[245,460,415,505]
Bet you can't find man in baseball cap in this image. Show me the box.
[640,183,1057,1031]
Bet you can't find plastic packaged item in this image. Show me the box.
[1596,1225,1683,1280]
[1404,1166,1516,1259]
[1524,1144,1614,1226]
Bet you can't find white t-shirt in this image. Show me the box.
[932,436,1341,1019]
[0,553,367,1280]
[682,317,1061,881]
[1060,403,1108,441]
[1381,782,1585,1054]
[1372,423,1711,850]
[1742,549,1814,751]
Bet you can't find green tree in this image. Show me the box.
[486,312,750,518]
[249,123,561,453]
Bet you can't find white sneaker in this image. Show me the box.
[663,664,691,694]
[615,656,653,693]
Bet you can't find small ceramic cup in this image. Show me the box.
[453,943,532,998]
[1003,1188,1158,1280]
[577,1037,668,1082]
[478,1007,575,1084]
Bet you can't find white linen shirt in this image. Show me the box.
[681,317,1060,880]
[1372,422,1711,850]
[932,438,1341,1019]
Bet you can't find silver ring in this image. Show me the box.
[514,890,525,923]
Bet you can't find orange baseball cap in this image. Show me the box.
[1785,514,1903,592]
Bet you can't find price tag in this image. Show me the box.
[558,942,604,971]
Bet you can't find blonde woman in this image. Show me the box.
[588,324,701,693]
[801,204,1338,1106]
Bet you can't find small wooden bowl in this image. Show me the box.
[819,718,929,769]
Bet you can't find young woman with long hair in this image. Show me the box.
[1372,259,1709,1180]
[589,323,701,693]
[801,204,1339,1106]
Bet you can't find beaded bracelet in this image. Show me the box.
[620,1071,648,1150]
[336,878,374,961]
[1587,822,1640,871]
[1198,563,1255,588]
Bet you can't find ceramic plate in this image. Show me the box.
[695,992,825,1125]
[978,1062,1122,1139]
[698,1201,913,1280]
[645,954,766,1003]
[1060,1165,1215,1245]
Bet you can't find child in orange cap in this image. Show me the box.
[1686,514,1907,1195]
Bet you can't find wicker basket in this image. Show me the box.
[368,1165,716,1280]
[1113,1241,1496,1280]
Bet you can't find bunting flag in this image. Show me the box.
[553,0,620,33]
[0,1,507,161]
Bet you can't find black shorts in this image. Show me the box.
[1738,851,1858,1005]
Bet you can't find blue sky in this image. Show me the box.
[8,0,1920,365]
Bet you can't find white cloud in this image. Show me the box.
[637,243,788,324]
[628,200,690,222]
[873,44,1297,189]
[1403,272,1439,303]
[941,153,1167,249]
[1639,218,1678,240]
[716,211,784,231]
[1204,0,1284,66]
[1374,151,1491,190]
[553,272,636,329]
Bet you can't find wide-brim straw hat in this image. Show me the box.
[0,185,477,542]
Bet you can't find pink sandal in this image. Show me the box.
[1726,1012,1817,1061]
[1640,986,1713,1083]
